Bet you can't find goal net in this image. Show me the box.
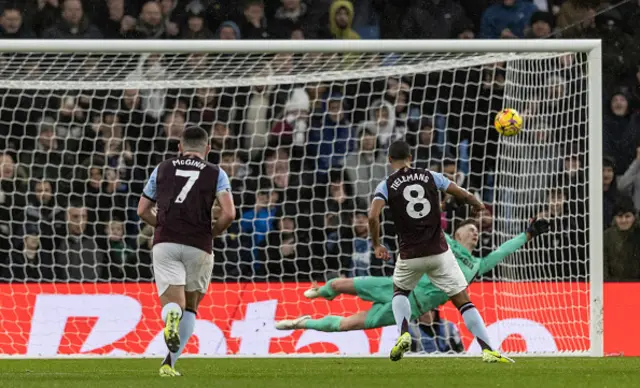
[0,40,602,357]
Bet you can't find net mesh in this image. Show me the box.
[0,50,591,356]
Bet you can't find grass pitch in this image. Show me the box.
[3,357,639,388]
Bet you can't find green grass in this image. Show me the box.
[2,358,640,388]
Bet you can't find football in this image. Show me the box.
[494,108,523,137]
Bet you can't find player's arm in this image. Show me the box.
[478,218,550,275]
[433,171,484,213]
[137,167,158,227]
[368,180,390,260]
[212,169,236,238]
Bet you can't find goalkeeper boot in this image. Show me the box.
[389,332,412,362]
[163,310,181,353]
[304,281,332,300]
[275,315,311,330]
[159,364,181,377]
[482,349,515,364]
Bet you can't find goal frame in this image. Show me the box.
[0,39,603,357]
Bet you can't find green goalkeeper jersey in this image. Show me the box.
[409,233,528,314]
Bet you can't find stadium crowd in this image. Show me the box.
[0,0,638,289]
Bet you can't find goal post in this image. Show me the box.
[0,39,602,357]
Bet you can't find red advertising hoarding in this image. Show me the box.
[0,282,634,356]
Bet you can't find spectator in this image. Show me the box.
[327,211,392,277]
[33,0,60,36]
[219,151,248,210]
[344,127,388,202]
[105,219,133,280]
[356,99,396,149]
[622,65,640,114]
[125,54,168,120]
[412,118,445,171]
[307,92,355,172]
[603,91,640,176]
[479,0,537,39]
[258,209,311,281]
[239,81,277,161]
[618,141,640,210]
[99,0,127,38]
[582,7,640,97]
[270,87,311,148]
[269,0,309,39]
[328,0,360,40]
[0,5,35,38]
[4,232,55,282]
[151,110,185,165]
[239,186,279,269]
[19,117,66,181]
[181,1,214,39]
[604,196,640,281]
[24,179,59,252]
[42,0,103,39]
[537,187,585,278]
[127,224,153,281]
[238,0,269,39]
[603,156,619,229]
[216,20,241,39]
[525,11,554,38]
[312,177,356,244]
[451,21,475,39]
[402,0,470,39]
[383,77,420,138]
[55,205,106,282]
[0,153,26,247]
[125,1,166,39]
[555,0,597,39]
[159,0,180,38]
[208,111,233,165]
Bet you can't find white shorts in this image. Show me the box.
[393,248,467,296]
[152,242,214,297]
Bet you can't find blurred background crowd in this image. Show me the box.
[0,0,638,286]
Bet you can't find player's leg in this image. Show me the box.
[153,243,187,357]
[302,311,368,331]
[389,258,424,361]
[276,306,391,332]
[161,246,214,375]
[303,277,357,300]
[161,290,204,372]
[426,249,513,363]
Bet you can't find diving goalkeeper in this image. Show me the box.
[275,218,549,332]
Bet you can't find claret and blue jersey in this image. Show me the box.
[372,167,453,259]
[142,156,232,253]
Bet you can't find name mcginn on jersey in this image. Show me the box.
[390,172,431,191]
[172,158,207,170]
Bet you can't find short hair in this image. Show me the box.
[388,140,411,161]
[181,126,209,152]
[454,219,478,237]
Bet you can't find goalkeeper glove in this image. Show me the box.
[526,218,550,239]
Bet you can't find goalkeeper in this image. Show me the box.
[275,218,549,333]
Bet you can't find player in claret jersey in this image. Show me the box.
[369,140,513,363]
[137,126,236,377]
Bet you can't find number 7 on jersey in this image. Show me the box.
[175,169,200,203]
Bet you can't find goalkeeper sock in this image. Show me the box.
[303,316,343,332]
[459,302,493,351]
[392,293,411,335]
[318,278,339,299]
[161,302,183,323]
[170,309,197,367]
